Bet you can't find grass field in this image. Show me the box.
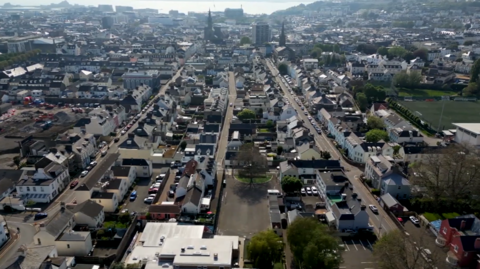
[236,173,272,184]
[398,100,480,130]
[398,88,458,97]
[423,212,460,222]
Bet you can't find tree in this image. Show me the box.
[463,82,480,97]
[362,83,386,102]
[393,71,422,89]
[247,230,284,269]
[310,47,323,58]
[355,92,368,111]
[412,48,428,61]
[278,63,288,76]
[387,46,408,58]
[118,212,131,224]
[410,144,480,210]
[266,120,274,128]
[373,230,438,269]
[235,143,269,184]
[321,151,331,160]
[13,156,21,167]
[365,129,389,142]
[25,200,36,207]
[276,146,283,155]
[357,43,378,54]
[237,108,256,121]
[367,116,386,130]
[464,40,474,46]
[96,229,105,239]
[179,141,187,151]
[281,176,303,194]
[287,218,342,269]
[377,46,389,56]
[240,36,251,45]
[471,59,480,83]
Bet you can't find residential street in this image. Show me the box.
[265,59,397,235]
[0,222,36,268]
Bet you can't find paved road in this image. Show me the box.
[265,59,397,236]
[0,222,36,268]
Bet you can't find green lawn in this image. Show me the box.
[258,128,271,133]
[236,174,272,184]
[423,212,460,222]
[398,100,480,130]
[398,88,458,97]
[103,221,128,229]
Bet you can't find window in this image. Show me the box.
[67,244,70,248]
[33,187,36,191]
[26,187,30,191]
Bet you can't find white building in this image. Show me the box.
[453,123,480,147]
[0,216,8,247]
[16,163,70,203]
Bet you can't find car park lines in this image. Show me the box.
[342,240,374,251]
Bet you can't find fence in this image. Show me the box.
[75,255,116,266]
[114,215,139,263]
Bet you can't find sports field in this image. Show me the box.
[398,100,480,130]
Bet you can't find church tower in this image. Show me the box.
[204,9,214,42]
[279,21,286,47]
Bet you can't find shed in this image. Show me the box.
[380,193,404,214]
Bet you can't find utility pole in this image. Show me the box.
[436,100,446,133]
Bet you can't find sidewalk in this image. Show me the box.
[0,229,19,259]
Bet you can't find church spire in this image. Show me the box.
[207,9,213,29]
[279,21,286,47]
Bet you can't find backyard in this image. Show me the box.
[235,173,272,184]
[398,100,480,130]
[423,212,460,222]
[398,88,458,97]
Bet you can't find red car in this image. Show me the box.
[70,180,79,189]
[148,187,159,194]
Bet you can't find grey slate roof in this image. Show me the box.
[71,200,104,218]
[45,210,74,238]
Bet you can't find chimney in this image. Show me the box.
[360,205,366,211]
[460,220,466,230]
[475,238,480,249]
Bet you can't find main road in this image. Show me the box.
[265,59,397,236]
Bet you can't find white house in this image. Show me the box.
[389,128,423,143]
[111,166,136,188]
[34,210,75,247]
[0,216,8,247]
[16,163,70,203]
[278,160,342,184]
[69,200,105,228]
[55,231,93,256]
[452,123,480,147]
[330,187,371,232]
[84,111,116,136]
[303,59,319,70]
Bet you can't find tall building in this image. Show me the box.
[101,16,114,29]
[204,9,214,42]
[252,22,270,46]
[279,22,286,47]
[115,6,133,12]
[224,8,244,19]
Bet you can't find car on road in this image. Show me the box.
[70,180,79,189]
[80,170,89,177]
[311,186,318,195]
[34,212,48,220]
[301,188,306,195]
[130,191,137,201]
[229,103,233,107]
[148,187,159,194]
[306,187,312,195]
[410,216,420,225]
[369,205,378,213]
[144,197,154,204]
[90,161,97,167]
[152,183,161,188]
[168,190,175,198]
[304,111,308,115]
[121,130,126,135]
[114,137,120,142]
[308,116,312,120]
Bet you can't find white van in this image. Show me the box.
[267,189,282,197]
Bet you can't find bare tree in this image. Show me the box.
[235,143,269,184]
[410,144,480,209]
[373,230,440,269]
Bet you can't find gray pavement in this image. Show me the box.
[0,222,36,268]
[265,59,398,236]
[216,169,272,238]
[340,239,376,269]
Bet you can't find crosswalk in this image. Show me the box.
[341,240,374,251]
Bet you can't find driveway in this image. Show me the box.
[216,169,272,238]
[123,174,156,214]
[340,238,376,269]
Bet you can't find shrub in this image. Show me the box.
[371,189,381,195]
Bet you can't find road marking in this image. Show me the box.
[351,240,358,250]
[343,242,350,251]
[361,262,377,263]
[360,240,367,250]
[367,240,373,249]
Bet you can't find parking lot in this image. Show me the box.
[340,239,376,269]
[216,169,273,238]
[123,171,160,214]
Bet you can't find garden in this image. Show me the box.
[423,212,460,222]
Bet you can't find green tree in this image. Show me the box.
[471,58,480,83]
[179,141,187,151]
[247,230,284,269]
[367,116,386,130]
[377,46,389,56]
[119,212,131,224]
[321,151,332,160]
[287,218,342,269]
[25,200,36,207]
[237,109,256,121]
[96,229,105,239]
[281,176,303,194]
[403,52,415,63]
[240,36,251,45]
[266,120,274,128]
[355,92,368,111]
[393,71,422,89]
[278,63,288,76]
[388,46,408,58]
[464,40,474,46]
[463,82,480,97]
[412,48,428,61]
[365,129,389,142]
[276,146,283,155]
[310,47,323,58]
[362,83,386,102]
[235,143,269,184]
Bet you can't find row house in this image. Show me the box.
[123,70,161,90]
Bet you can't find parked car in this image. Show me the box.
[311,186,318,196]
[114,137,120,142]
[90,161,97,167]
[144,197,154,204]
[80,170,89,177]
[70,180,79,189]
[121,130,126,135]
[301,188,306,195]
[410,216,420,225]
[306,187,312,195]
[130,191,137,201]
[152,183,161,188]
[369,205,378,213]
[34,212,48,220]
[148,187,159,194]
[168,190,175,198]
